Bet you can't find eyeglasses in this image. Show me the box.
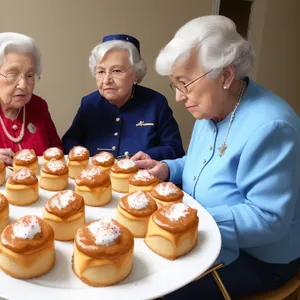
[0,72,40,84]
[170,70,212,94]
[95,66,132,80]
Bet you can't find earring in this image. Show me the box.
[223,85,228,90]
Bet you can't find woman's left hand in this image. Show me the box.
[131,151,151,161]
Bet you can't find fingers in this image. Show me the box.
[131,151,150,162]
[134,158,157,170]
[151,162,170,181]
[0,154,13,165]
[0,148,14,165]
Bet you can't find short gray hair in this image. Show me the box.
[0,32,42,76]
[156,15,254,79]
[89,40,147,84]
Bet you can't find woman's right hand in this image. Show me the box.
[0,148,14,165]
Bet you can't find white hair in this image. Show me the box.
[89,40,147,84]
[156,15,254,79]
[0,32,42,76]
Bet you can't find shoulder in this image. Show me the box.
[27,94,48,110]
[81,91,101,103]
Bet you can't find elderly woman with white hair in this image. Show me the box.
[62,34,184,160]
[0,32,63,164]
[132,16,300,298]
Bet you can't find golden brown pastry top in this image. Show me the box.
[129,170,160,186]
[0,193,8,213]
[0,160,5,172]
[41,159,68,175]
[119,189,157,217]
[68,146,90,161]
[75,218,134,258]
[1,215,54,253]
[152,203,198,234]
[43,147,64,160]
[45,190,84,218]
[8,168,38,185]
[151,182,184,202]
[13,149,37,166]
[111,159,138,174]
[75,166,111,188]
[92,151,115,167]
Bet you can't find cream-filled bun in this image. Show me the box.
[110,159,138,193]
[75,166,112,206]
[6,168,39,206]
[0,161,6,186]
[0,215,55,278]
[43,190,85,241]
[43,147,64,164]
[117,189,157,238]
[73,217,134,286]
[67,146,90,179]
[13,149,38,174]
[92,151,115,173]
[0,194,9,232]
[128,170,160,193]
[150,182,184,208]
[40,159,69,191]
[145,203,198,260]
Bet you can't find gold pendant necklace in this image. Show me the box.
[218,80,245,157]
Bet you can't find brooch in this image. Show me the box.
[27,123,36,134]
[136,121,155,127]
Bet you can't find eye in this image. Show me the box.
[26,73,34,78]
[112,69,122,74]
[97,70,105,74]
[6,73,18,79]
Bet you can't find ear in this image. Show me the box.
[221,66,235,90]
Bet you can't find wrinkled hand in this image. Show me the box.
[134,158,170,181]
[0,148,14,165]
[131,151,151,162]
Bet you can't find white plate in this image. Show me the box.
[0,158,221,300]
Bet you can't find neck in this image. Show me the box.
[1,105,20,120]
[114,85,135,109]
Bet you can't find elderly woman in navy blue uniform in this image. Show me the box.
[133,16,300,299]
[62,34,184,160]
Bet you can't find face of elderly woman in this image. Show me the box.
[0,52,35,111]
[96,49,137,108]
[171,52,229,121]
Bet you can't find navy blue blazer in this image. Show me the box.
[62,85,185,160]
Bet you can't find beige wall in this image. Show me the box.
[1,0,214,151]
[249,0,300,113]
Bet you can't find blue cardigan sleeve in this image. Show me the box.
[206,120,300,264]
[145,97,185,160]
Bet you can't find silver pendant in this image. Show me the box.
[27,123,36,134]
[218,143,227,157]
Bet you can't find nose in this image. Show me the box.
[175,89,186,103]
[16,75,27,89]
[102,72,113,84]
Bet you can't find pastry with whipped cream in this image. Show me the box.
[145,203,198,260]
[150,182,184,208]
[40,159,69,191]
[67,146,90,179]
[13,149,38,174]
[0,194,9,232]
[73,217,134,286]
[43,190,85,241]
[0,161,6,186]
[117,190,157,238]
[110,159,138,193]
[92,151,115,174]
[75,166,112,206]
[0,215,55,278]
[43,147,64,164]
[6,168,39,206]
[129,169,159,193]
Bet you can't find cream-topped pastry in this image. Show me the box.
[150,182,184,208]
[111,159,138,193]
[40,159,69,191]
[13,149,38,174]
[68,146,90,179]
[145,203,198,260]
[73,217,134,286]
[43,190,85,241]
[0,161,6,186]
[92,151,115,173]
[43,147,64,164]
[129,170,160,193]
[117,189,157,238]
[0,194,9,232]
[6,168,39,206]
[0,215,55,278]
[75,166,112,206]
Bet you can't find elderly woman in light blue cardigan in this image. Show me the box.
[132,15,300,299]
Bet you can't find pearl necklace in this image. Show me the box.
[0,106,26,143]
[218,80,245,157]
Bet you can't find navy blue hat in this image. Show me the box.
[102,34,140,54]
